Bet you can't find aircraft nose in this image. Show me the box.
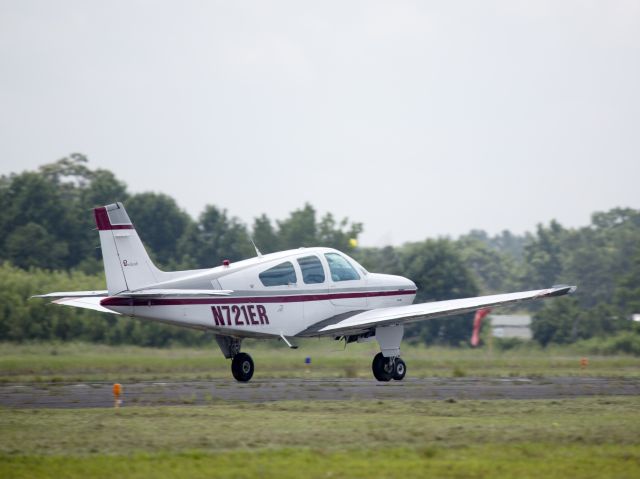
[400,276,417,291]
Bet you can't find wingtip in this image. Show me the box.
[549,284,578,296]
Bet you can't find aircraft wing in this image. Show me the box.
[316,285,576,336]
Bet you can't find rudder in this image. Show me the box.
[94,202,161,294]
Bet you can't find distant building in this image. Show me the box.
[490,314,532,340]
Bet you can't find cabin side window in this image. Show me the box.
[297,255,325,284]
[259,261,297,287]
[324,253,360,282]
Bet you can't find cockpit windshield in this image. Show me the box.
[325,252,361,282]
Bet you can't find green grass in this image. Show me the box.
[2,341,639,478]
[3,398,640,454]
[1,341,639,383]
[4,446,640,479]
[1,398,640,478]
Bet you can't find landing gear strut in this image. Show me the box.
[372,353,406,381]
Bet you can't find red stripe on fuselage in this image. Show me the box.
[100,289,417,307]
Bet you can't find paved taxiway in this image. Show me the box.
[1,377,639,408]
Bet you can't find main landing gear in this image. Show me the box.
[231,352,254,382]
[215,335,254,382]
[216,324,407,383]
[371,324,406,382]
[372,353,406,381]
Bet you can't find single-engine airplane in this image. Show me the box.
[34,202,576,382]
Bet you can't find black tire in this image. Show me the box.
[231,352,254,382]
[393,358,406,381]
[372,352,393,382]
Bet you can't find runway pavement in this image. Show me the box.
[1,377,639,408]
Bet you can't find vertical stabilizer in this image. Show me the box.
[94,202,161,295]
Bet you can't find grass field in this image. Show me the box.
[1,340,639,383]
[2,397,640,478]
[2,342,639,478]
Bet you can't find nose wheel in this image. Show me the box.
[372,352,406,382]
[231,352,254,382]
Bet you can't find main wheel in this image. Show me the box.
[393,358,406,381]
[372,352,393,382]
[231,352,254,382]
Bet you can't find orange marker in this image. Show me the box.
[113,383,122,408]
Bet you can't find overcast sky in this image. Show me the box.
[1,1,639,245]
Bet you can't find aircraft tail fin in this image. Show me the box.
[94,202,162,295]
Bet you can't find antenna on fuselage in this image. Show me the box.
[248,235,262,257]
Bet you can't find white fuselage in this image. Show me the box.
[100,247,417,338]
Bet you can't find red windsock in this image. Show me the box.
[471,308,492,347]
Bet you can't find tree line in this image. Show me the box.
[0,154,363,273]
[1,155,639,350]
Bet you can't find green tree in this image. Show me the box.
[317,212,363,252]
[126,193,192,268]
[0,172,74,269]
[615,245,640,316]
[457,237,520,294]
[531,298,580,346]
[0,154,130,270]
[532,299,625,346]
[80,169,128,208]
[399,239,479,345]
[178,205,254,269]
[354,246,403,276]
[271,205,363,252]
[522,220,566,290]
[5,223,69,270]
[277,204,317,249]
[560,208,640,309]
[252,214,280,254]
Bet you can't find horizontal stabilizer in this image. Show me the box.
[32,290,108,299]
[52,297,120,315]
